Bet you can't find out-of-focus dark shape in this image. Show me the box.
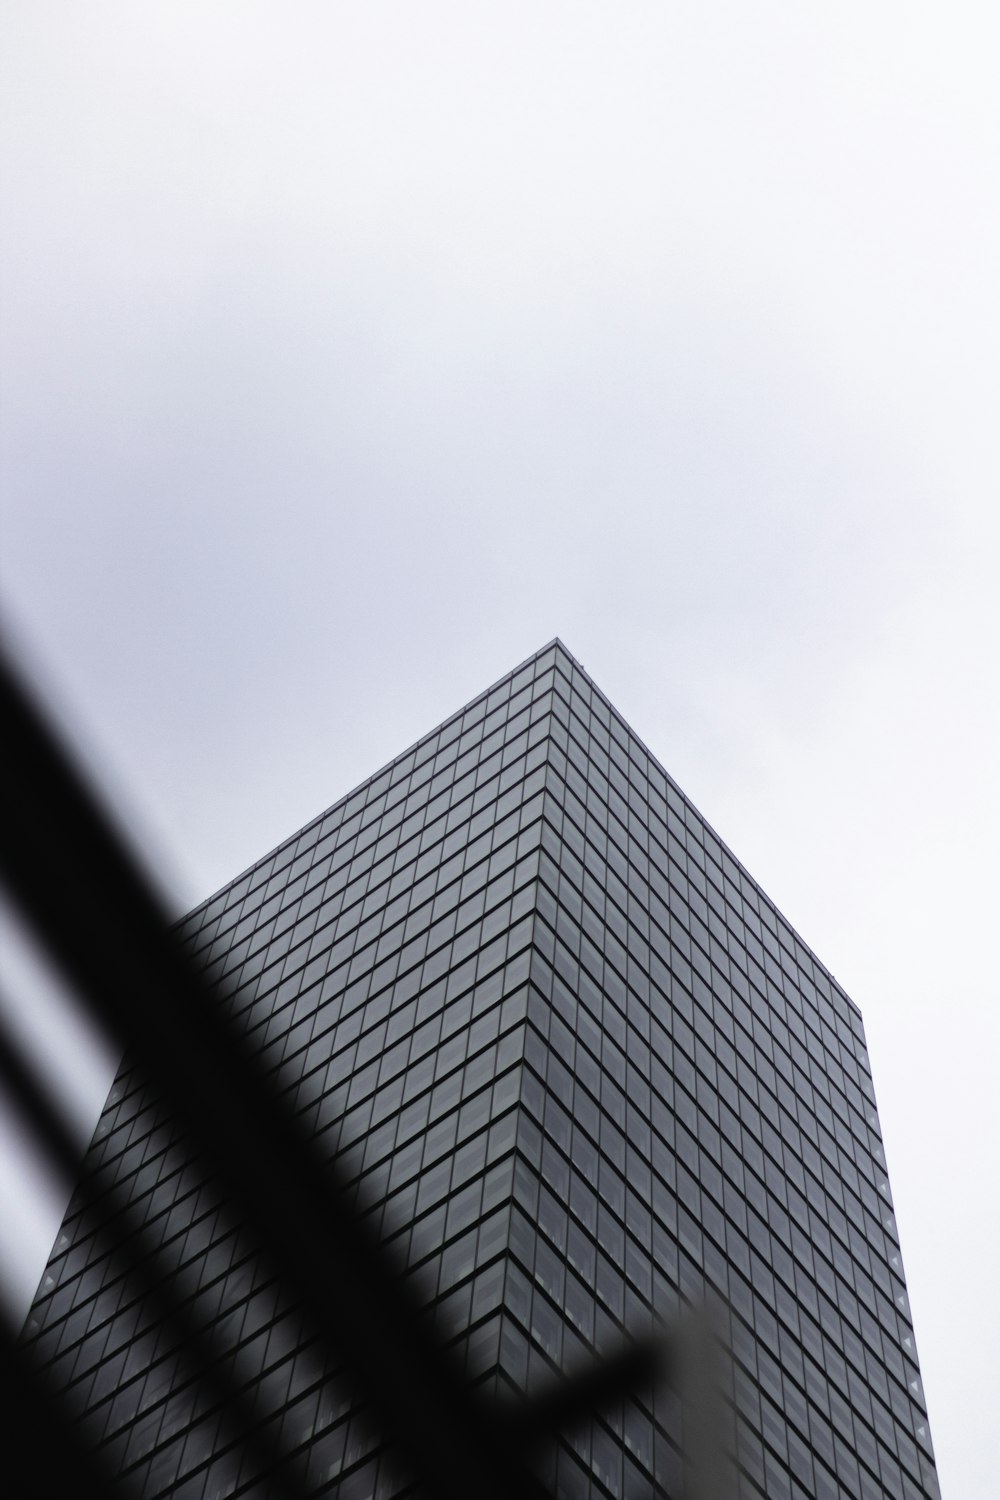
[0,643,700,1496]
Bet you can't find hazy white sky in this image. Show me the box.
[2,5,997,1494]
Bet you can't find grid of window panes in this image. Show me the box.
[503,644,938,1500]
[20,647,555,1498]
[20,639,939,1500]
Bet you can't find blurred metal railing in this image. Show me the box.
[0,645,677,1500]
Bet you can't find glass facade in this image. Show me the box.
[21,640,939,1499]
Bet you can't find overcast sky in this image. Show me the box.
[2,5,997,1494]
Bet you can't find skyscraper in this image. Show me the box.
[21,640,939,1500]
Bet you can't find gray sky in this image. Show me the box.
[1,5,997,1494]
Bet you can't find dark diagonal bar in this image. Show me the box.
[0,1005,311,1500]
[0,648,665,1496]
[0,650,535,1496]
[0,1304,137,1500]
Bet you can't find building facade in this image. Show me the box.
[22,641,939,1499]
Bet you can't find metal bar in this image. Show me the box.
[0,1007,308,1499]
[0,646,666,1497]
[0,1298,136,1500]
[0,649,543,1496]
